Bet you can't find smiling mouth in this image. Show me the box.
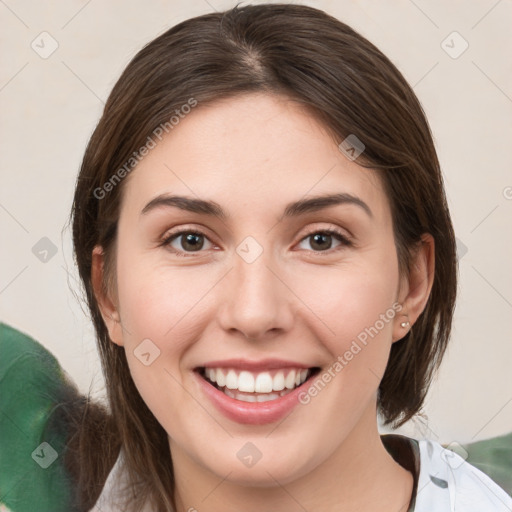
[196,366,321,403]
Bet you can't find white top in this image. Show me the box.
[413,438,511,511]
[91,437,512,512]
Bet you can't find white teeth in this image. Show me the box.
[285,371,296,390]
[224,388,256,402]
[224,388,290,403]
[272,371,285,391]
[225,370,238,389]
[223,387,235,399]
[238,371,255,392]
[203,367,311,395]
[216,368,226,387]
[256,392,280,402]
[255,372,273,393]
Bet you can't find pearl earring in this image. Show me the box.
[400,321,410,328]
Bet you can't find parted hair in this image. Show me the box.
[68,4,457,510]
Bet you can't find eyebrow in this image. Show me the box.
[140,192,373,219]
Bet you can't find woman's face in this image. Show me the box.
[97,93,413,485]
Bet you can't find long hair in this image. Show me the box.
[69,4,457,510]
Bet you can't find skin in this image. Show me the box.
[93,92,434,512]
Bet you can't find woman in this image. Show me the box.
[68,3,512,511]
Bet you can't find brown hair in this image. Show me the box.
[69,3,457,510]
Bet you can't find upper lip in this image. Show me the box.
[196,358,317,372]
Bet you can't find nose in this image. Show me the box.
[217,249,294,341]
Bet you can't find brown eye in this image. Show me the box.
[177,232,205,251]
[297,229,352,253]
[162,230,214,257]
[309,232,334,251]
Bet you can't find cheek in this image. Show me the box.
[114,254,210,428]
[115,245,217,346]
[292,251,401,404]
[297,255,399,344]
[292,259,400,432]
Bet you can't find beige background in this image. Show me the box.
[1,0,511,445]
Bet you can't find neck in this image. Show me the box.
[170,404,413,512]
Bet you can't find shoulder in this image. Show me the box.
[91,448,155,512]
[90,448,126,511]
[413,437,512,512]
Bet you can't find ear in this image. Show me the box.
[91,245,124,346]
[392,233,435,342]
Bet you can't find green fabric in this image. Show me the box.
[0,322,77,512]
[459,432,512,496]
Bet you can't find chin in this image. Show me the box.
[197,442,317,488]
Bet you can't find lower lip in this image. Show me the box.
[193,371,312,425]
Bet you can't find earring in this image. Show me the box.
[400,321,410,328]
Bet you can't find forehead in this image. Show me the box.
[120,93,388,221]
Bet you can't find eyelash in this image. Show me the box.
[159,226,353,258]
